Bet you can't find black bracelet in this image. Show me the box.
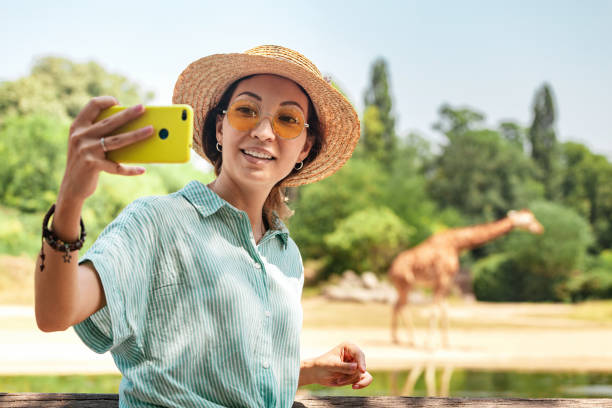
[39,203,86,271]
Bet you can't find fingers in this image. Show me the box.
[98,160,146,176]
[88,104,146,139]
[352,371,373,389]
[72,96,119,131]
[341,342,367,373]
[101,125,154,152]
[332,362,359,375]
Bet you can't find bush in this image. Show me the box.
[567,269,612,301]
[567,251,612,301]
[472,253,515,301]
[0,207,42,257]
[474,201,593,302]
[323,207,413,277]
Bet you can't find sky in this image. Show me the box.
[2,0,611,157]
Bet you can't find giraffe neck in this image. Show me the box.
[450,217,515,250]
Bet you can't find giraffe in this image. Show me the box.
[388,209,544,348]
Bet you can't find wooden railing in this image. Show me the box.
[1,394,612,407]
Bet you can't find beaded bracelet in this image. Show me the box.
[39,203,86,272]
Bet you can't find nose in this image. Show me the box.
[251,115,276,142]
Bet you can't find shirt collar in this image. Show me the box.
[179,180,289,248]
[179,180,227,218]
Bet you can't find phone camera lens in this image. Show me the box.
[159,128,169,140]
[182,109,187,121]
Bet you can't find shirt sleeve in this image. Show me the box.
[73,198,157,354]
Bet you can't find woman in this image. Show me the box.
[35,45,372,407]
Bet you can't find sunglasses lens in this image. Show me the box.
[273,106,306,139]
[227,100,260,131]
[226,100,306,139]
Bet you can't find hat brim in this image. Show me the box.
[173,53,360,187]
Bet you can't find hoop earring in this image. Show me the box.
[216,143,222,152]
[294,161,303,171]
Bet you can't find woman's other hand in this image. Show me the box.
[299,342,373,389]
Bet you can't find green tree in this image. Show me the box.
[0,114,68,212]
[0,56,153,122]
[429,113,543,221]
[432,103,485,137]
[382,132,439,244]
[561,142,612,251]
[499,121,526,151]
[360,58,397,167]
[528,83,562,200]
[289,158,386,260]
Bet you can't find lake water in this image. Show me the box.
[302,368,612,398]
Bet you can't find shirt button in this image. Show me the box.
[254,263,261,269]
[265,311,271,317]
[263,361,270,369]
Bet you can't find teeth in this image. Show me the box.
[244,149,273,160]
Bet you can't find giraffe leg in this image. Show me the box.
[426,297,440,350]
[440,365,454,397]
[441,297,450,349]
[401,299,416,347]
[392,279,415,346]
[401,363,424,396]
[391,288,406,345]
[425,361,436,396]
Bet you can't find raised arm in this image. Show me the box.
[35,96,153,332]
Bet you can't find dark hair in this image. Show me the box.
[202,75,323,225]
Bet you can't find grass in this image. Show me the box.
[0,374,121,393]
[567,300,612,324]
[0,255,35,305]
[301,297,612,330]
[4,370,612,398]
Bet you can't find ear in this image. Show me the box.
[297,134,314,163]
[215,113,224,145]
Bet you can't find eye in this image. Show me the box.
[235,106,257,117]
[278,114,300,125]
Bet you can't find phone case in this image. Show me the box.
[95,105,194,163]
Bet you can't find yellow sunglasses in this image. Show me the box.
[223,99,309,140]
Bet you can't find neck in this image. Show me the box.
[451,217,515,250]
[208,174,271,243]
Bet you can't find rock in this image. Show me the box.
[339,270,363,288]
[361,272,379,289]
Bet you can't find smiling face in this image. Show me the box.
[215,74,313,190]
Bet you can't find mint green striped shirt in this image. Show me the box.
[73,180,304,408]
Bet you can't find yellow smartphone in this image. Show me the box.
[95,105,194,163]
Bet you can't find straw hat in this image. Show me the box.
[172,45,360,187]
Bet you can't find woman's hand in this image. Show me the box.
[299,342,373,390]
[58,96,153,205]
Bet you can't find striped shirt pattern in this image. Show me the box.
[73,180,305,408]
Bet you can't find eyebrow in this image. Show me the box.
[235,91,306,111]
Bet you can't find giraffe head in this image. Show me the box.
[507,209,544,234]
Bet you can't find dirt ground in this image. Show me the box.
[300,297,612,373]
[2,298,612,375]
